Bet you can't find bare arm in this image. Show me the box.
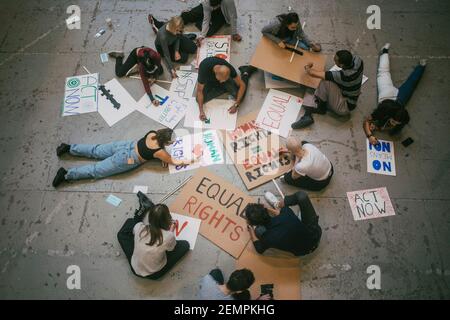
[305,63,325,79]
[364,116,379,145]
[153,149,192,166]
[233,76,246,105]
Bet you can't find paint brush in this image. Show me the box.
[272,179,285,198]
[82,65,91,74]
[289,39,300,63]
[159,176,193,203]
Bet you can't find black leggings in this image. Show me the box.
[115,48,163,78]
[181,4,227,37]
[117,218,190,280]
[284,165,333,191]
[156,36,197,65]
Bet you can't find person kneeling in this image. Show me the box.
[117,193,189,279]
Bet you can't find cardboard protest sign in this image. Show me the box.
[330,65,368,85]
[170,212,202,250]
[250,37,326,88]
[169,130,224,174]
[135,84,189,129]
[255,89,303,138]
[236,243,301,300]
[62,73,99,116]
[224,113,293,190]
[366,139,396,176]
[184,99,237,130]
[169,168,253,258]
[97,78,137,127]
[195,35,231,68]
[264,72,298,89]
[347,187,396,221]
[169,70,198,102]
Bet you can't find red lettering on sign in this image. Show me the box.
[174,220,188,237]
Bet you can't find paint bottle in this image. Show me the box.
[94,29,106,38]
[106,18,113,29]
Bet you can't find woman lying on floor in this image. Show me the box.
[52,128,197,188]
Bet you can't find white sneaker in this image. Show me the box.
[420,59,427,66]
[264,191,280,209]
[381,43,391,52]
[125,64,139,77]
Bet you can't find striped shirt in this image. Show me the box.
[325,55,364,110]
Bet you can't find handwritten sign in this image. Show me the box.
[170,168,252,258]
[170,212,202,250]
[195,35,231,68]
[367,139,396,176]
[62,73,99,116]
[224,113,293,190]
[347,187,395,221]
[135,84,189,129]
[184,99,237,130]
[169,130,224,174]
[97,78,137,127]
[256,89,303,138]
[169,70,198,102]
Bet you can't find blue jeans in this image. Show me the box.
[65,141,143,181]
[284,37,310,50]
[396,65,426,107]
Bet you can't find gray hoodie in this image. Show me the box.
[261,17,311,47]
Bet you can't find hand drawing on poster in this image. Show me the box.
[184,99,237,130]
[169,71,198,102]
[255,89,303,139]
[366,139,396,176]
[195,35,231,68]
[346,187,396,221]
[62,73,99,116]
[97,78,137,127]
[170,212,202,250]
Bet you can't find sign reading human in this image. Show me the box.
[347,187,396,221]
[366,139,396,176]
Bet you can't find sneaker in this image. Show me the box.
[264,191,280,209]
[52,168,67,188]
[238,65,257,77]
[380,43,390,54]
[420,59,427,66]
[125,64,139,77]
[108,51,124,59]
[148,14,159,34]
[56,143,70,157]
[291,115,314,129]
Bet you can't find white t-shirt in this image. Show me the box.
[131,222,177,277]
[294,144,332,181]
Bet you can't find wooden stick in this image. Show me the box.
[159,176,193,203]
[272,178,285,198]
[82,65,91,74]
[289,39,300,63]
[129,75,172,84]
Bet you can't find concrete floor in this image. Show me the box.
[0,0,449,300]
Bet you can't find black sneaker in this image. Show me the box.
[56,143,70,157]
[291,115,314,129]
[239,65,257,77]
[148,14,159,34]
[108,51,125,59]
[52,168,67,188]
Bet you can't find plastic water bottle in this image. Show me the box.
[94,29,106,38]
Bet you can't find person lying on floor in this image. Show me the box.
[154,16,198,79]
[149,0,241,44]
[280,137,333,191]
[52,128,198,188]
[117,192,190,280]
[261,12,321,52]
[245,191,322,257]
[108,47,164,106]
[292,50,364,129]
[196,56,256,121]
[198,268,271,300]
[364,43,426,145]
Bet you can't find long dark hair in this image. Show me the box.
[245,204,271,226]
[227,269,255,300]
[139,204,172,246]
[276,12,299,38]
[372,99,410,134]
[151,128,173,147]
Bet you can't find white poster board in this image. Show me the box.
[62,73,99,116]
[184,99,237,130]
[330,65,368,85]
[264,72,298,89]
[169,70,198,102]
[135,84,189,129]
[346,187,395,221]
[170,212,202,250]
[367,139,396,176]
[195,35,231,68]
[97,78,137,127]
[255,89,303,138]
[169,130,224,174]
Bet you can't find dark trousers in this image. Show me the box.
[203,74,250,103]
[396,65,426,107]
[284,191,322,254]
[181,4,227,36]
[156,36,198,65]
[115,48,163,77]
[117,218,190,280]
[284,164,334,191]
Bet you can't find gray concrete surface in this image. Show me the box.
[0,0,449,299]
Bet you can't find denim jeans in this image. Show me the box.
[284,37,310,50]
[65,141,143,181]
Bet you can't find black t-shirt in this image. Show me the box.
[198,57,237,87]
